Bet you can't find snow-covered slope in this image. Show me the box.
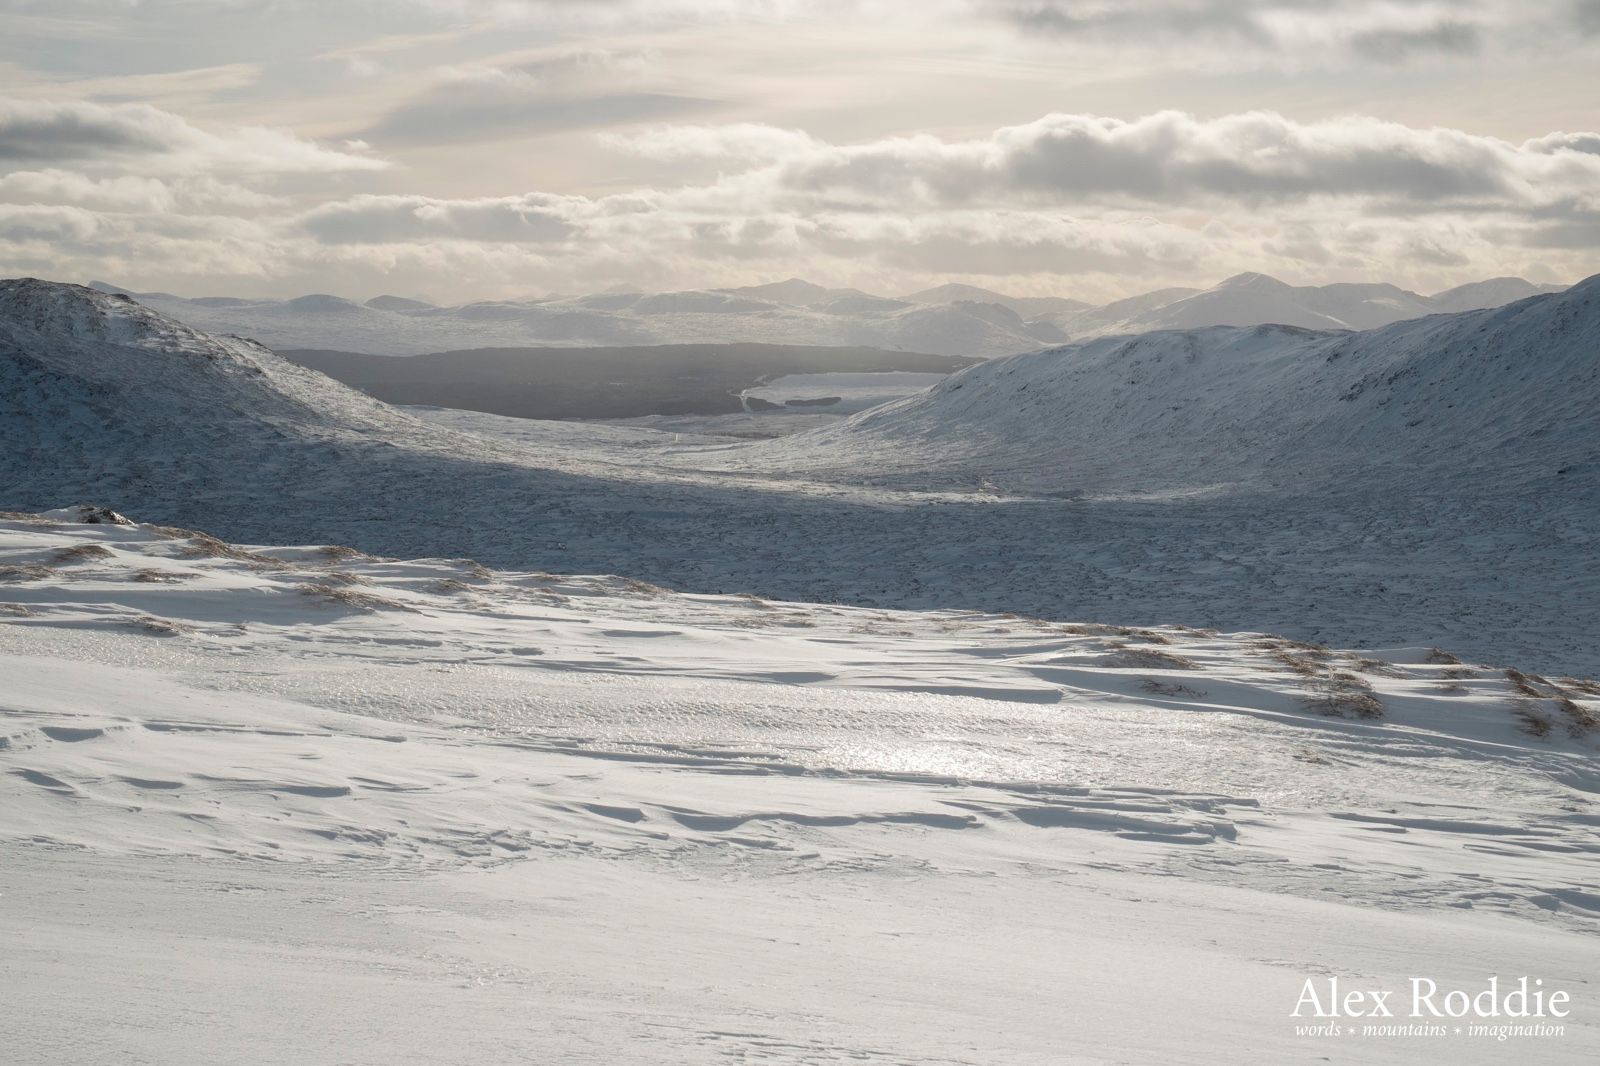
[754,278,1600,497]
[3,510,1597,1063]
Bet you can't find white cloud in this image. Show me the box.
[0,97,387,175]
[299,193,581,243]
[606,123,822,163]
[755,111,1600,208]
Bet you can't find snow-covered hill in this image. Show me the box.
[6,278,1600,675]
[752,278,1600,497]
[3,509,1597,1062]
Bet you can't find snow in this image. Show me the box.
[3,511,1598,1063]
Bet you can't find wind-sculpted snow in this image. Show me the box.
[3,512,1598,1063]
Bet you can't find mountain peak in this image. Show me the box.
[1216,272,1289,290]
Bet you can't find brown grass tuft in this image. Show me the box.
[1140,679,1207,698]
[51,543,114,565]
[1346,655,1404,677]
[0,602,33,616]
[313,544,369,565]
[1557,677,1600,697]
[1301,670,1384,720]
[131,569,192,583]
[299,582,414,613]
[1504,668,1547,699]
[1513,705,1555,737]
[176,534,288,569]
[0,564,52,583]
[130,614,191,637]
[1104,644,1198,671]
[1424,648,1463,665]
[1555,695,1600,737]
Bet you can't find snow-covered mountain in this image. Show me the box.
[1049,273,1410,337]
[1428,276,1569,313]
[748,278,1600,497]
[94,280,1060,358]
[7,278,1600,674]
[92,272,1565,358]
[900,282,1091,318]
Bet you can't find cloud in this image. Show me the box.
[606,122,822,163]
[0,97,386,174]
[5,102,1598,300]
[361,51,716,145]
[751,111,1600,208]
[974,1,1597,63]
[299,193,580,243]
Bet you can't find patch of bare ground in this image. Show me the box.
[0,602,33,616]
[0,511,52,525]
[1424,648,1463,665]
[72,505,133,525]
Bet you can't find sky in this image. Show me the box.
[0,0,1597,302]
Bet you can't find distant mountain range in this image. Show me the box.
[87,273,1567,359]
